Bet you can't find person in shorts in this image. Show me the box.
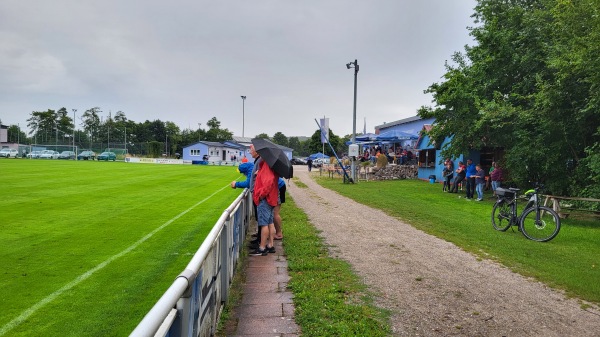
[250,159,279,256]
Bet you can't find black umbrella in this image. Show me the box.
[251,138,293,179]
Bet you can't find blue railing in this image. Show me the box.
[130,189,251,337]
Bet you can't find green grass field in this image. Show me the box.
[315,176,600,305]
[0,160,242,336]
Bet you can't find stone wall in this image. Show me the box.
[369,164,419,180]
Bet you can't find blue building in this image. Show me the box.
[374,115,500,182]
[415,124,502,182]
[182,139,293,165]
[182,141,245,164]
[375,116,435,149]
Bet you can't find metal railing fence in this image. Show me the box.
[130,189,251,337]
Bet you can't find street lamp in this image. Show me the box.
[346,59,359,182]
[241,96,246,137]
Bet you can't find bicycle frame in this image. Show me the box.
[492,184,561,242]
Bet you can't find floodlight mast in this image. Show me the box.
[241,96,246,138]
[346,59,359,182]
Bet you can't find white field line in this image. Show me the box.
[0,184,230,336]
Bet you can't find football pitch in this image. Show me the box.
[0,160,242,336]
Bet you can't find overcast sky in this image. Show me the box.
[0,0,476,138]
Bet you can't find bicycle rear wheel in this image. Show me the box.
[520,206,561,242]
[492,200,512,231]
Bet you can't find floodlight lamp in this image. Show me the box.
[241,96,246,99]
[346,62,352,69]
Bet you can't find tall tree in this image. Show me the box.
[27,109,57,143]
[419,0,600,195]
[272,132,288,146]
[308,128,341,156]
[204,117,232,142]
[80,107,101,146]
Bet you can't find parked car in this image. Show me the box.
[27,151,41,159]
[77,150,96,161]
[97,151,116,161]
[0,148,18,158]
[39,150,59,159]
[312,158,327,167]
[58,151,76,160]
[290,157,307,165]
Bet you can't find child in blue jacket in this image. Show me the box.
[231,163,254,189]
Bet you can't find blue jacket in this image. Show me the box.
[466,163,477,178]
[278,178,285,189]
[234,163,254,189]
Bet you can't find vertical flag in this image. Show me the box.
[320,117,329,144]
[363,117,366,135]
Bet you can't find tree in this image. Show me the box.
[272,132,288,147]
[254,133,270,140]
[204,117,232,142]
[288,136,301,153]
[56,107,74,144]
[27,109,57,143]
[419,0,600,195]
[81,107,101,147]
[308,128,341,156]
[7,125,28,144]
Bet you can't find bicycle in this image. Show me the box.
[491,184,561,242]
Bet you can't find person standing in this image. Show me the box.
[250,157,279,256]
[465,158,477,199]
[273,178,286,240]
[307,158,313,172]
[449,161,466,193]
[442,162,453,192]
[443,158,454,192]
[475,164,486,201]
[490,162,504,196]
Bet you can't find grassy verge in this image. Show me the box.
[314,175,600,305]
[281,197,391,336]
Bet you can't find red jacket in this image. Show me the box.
[253,161,279,206]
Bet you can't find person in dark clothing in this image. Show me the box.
[449,161,466,193]
[465,159,477,199]
[307,158,313,172]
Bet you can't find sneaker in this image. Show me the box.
[266,246,276,254]
[477,198,483,201]
[248,242,259,249]
[249,248,267,256]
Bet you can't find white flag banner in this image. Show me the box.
[320,118,329,144]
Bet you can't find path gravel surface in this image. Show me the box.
[287,165,600,336]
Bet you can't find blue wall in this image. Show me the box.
[416,134,480,182]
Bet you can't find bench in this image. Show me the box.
[543,195,600,219]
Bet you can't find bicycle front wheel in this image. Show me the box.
[520,206,561,242]
[492,200,512,231]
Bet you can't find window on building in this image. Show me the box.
[418,149,436,168]
[190,149,200,156]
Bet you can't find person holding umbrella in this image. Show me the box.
[250,155,279,256]
[249,139,293,255]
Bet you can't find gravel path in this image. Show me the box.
[287,166,600,336]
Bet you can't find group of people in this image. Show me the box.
[442,158,504,201]
[230,145,286,256]
[359,145,415,165]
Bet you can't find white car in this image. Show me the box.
[39,150,59,159]
[0,148,19,158]
[27,151,42,159]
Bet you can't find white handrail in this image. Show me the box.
[130,189,250,337]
